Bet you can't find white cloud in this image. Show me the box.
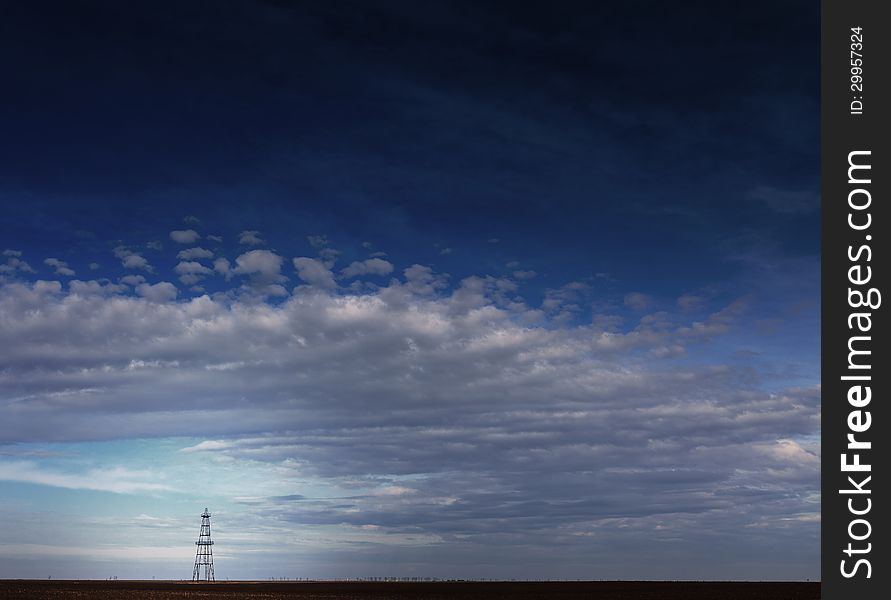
[1,254,36,274]
[317,247,340,268]
[44,258,75,277]
[68,279,127,296]
[176,247,213,260]
[120,274,146,286]
[0,461,170,494]
[341,258,394,279]
[169,229,201,244]
[113,246,152,271]
[89,262,100,270]
[234,250,284,279]
[513,270,537,280]
[213,257,231,276]
[135,281,178,303]
[230,251,287,297]
[179,440,234,453]
[207,234,223,243]
[238,230,264,245]
[293,257,336,289]
[174,261,214,285]
[542,281,587,317]
[403,264,448,295]
[0,273,818,570]
[0,543,191,561]
[122,255,150,270]
[32,280,62,295]
[264,284,289,296]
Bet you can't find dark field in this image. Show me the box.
[0,580,820,600]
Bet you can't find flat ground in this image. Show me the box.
[0,580,819,599]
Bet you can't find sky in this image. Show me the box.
[0,0,819,581]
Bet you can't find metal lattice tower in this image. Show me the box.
[192,508,215,581]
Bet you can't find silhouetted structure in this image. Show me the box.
[192,508,215,581]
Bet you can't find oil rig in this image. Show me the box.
[192,508,215,581]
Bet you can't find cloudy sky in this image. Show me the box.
[0,1,819,581]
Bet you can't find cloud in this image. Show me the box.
[439,247,452,255]
[135,281,178,303]
[0,273,818,571]
[68,279,127,296]
[678,292,708,311]
[592,313,624,332]
[179,440,233,453]
[402,264,448,295]
[32,280,62,295]
[207,234,223,243]
[121,255,150,270]
[307,235,329,249]
[487,238,500,243]
[120,274,146,286]
[169,229,201,244]
[146,240,163,250]
[176,247,213,260]
[113,246,152,271]
[512,270,537,280]
[541,281,588,322]
[239,230,264,245]
[293,257,336,289]
[213,257,231,276]
[748,186,819,215]
[183,215,201,224]
[234,250,284,279]
[624,292,654,311]
[231,250,287,297]
[0,0,821,578]
[318,248,340,268]
[0,461,170,494]
[174,261,214,285]
[341,258,394,279]
[89,262,100,270]
[43,258,75,277]
[1,253,36,274]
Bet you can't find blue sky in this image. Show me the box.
[0,0,819,580]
